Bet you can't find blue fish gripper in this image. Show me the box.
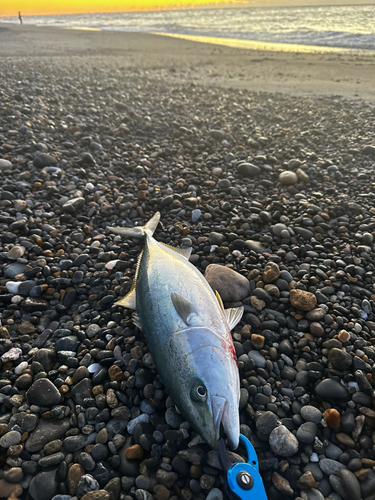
[218,434,268,500]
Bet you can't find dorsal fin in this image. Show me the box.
[225,306,244,331]
[171,292,197,326]
[215,291,224,311]
[160,242,192,260]
[115,249,143,310]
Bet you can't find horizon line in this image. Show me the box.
[1,1,374,18]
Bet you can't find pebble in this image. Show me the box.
[297,422,317,444]
[339,469,361,500]
[26,378,61,406]
[269,425,299,457]
[0,158,13,170]
[0,430,21,448]
[1,53,375,500]
[315,379,349,400]
[290,289,317,311]
[205,264,250,301]
[300,405,322,424]
[319,458,347,475]
[279,171,298,185]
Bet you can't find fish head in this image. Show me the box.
[169,327,240,450]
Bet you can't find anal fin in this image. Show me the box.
[225,306,244,331]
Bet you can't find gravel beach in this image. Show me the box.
[1,24,375,500]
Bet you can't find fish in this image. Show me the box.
[108,212,243,449]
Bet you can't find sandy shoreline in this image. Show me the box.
[1,23,375,101]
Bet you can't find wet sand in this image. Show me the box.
[1,22,375,101]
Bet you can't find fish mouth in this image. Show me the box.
[212,396,239,450]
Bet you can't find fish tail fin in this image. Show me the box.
[108,212,161,239]
[144,211,161,235]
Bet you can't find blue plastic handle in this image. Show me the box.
[226,434,268,500]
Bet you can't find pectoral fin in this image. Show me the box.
[171,292,197,326]
[225,306,244,331]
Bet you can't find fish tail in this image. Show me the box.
[144,211,161,235]
[107,212,160,239]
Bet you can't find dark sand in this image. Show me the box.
[1,23,375,101]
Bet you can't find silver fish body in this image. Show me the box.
[109,213,242,449]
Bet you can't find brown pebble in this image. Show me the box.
[0,326,10,339]
[251,334,265,350]
[67,463,84,495]
[153,484,170,500]
[3,467,23,483]
[0,479,23,498]
[290,289,317,311]
[240,325,251,339]
[272,472,293,496]
[354,469,369,480]
[44,439,62,455]
[250,296,265,311]
[362,459,375,468]
[81,491,110,500]
[108,365,123,382]
[309,322,324,337]
[92,385,103,396]
[263,262,280,283]
[190,465,202,479]
[323,409,341,429]
[297,471,319,489]
[338,330,350,343]
[125,444,144,460]
[336,433,355,447]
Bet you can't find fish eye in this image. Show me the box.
[197,386,206,397]
[191,382,207,403]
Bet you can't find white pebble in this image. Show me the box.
[85,182,95,190]
[88,363,101,373]
[310,452,319,462]
[232,250,243,257]
[348,381,359,391]
[11,295,23,304]
[105,259,119,270]
[15,361,28,375]
[210,245,218,252]
[6,282,21,293]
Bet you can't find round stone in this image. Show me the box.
[300,406,322,424]
[269,425,299,457]
[279,171,298,185]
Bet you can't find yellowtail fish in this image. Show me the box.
[108,212,243,449]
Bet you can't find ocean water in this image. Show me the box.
[1,4,375,51]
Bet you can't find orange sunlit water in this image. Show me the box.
[1,0,243,17]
